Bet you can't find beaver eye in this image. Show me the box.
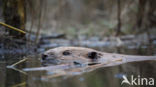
[62,50,71,56]
[88,51,98,59]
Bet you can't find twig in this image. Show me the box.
[35,0,43,44]
[11,67,27,75]
[7,58,28,68]
[26,0,35,43]
[0,22,26,34]
[12,82,26,87]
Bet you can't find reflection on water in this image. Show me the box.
[0,47,156,87]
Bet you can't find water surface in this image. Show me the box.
[0,47,156,87]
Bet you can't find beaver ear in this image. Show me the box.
[88,51,98,59]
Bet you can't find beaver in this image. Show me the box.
[41,47,156,67]
[41,47,104,66]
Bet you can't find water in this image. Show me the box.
[0,47,156,87]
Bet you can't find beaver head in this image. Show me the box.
[41,47,103,66]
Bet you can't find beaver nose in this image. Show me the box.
[42,54,48,60]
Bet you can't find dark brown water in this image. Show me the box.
[0,46,156,87]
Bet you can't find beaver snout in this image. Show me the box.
[42,54,49,60]
[41,52,56,60]
[41,53,61,65]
